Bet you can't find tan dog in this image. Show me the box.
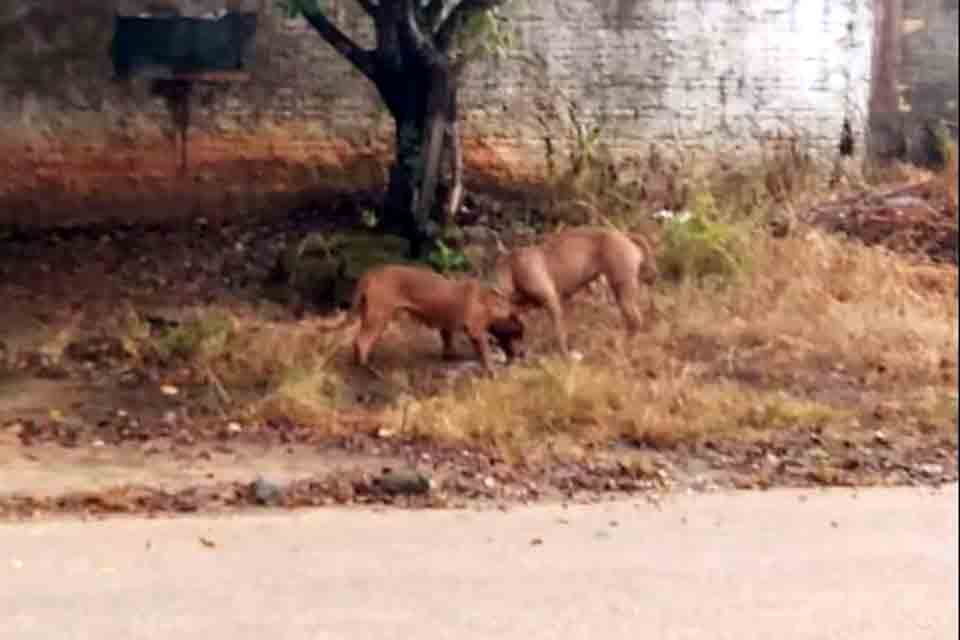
[315,264,523,373]
[493,227,658,357]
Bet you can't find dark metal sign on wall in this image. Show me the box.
[110,12,258,79]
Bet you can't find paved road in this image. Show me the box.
[1,486,956,640]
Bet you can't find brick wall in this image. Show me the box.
[900,0,959,161]
[870,0,958,162]
[0,0,875,226]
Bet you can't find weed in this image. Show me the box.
[253,366,346,429]
[427,240,473,275]
[657,192,751,283]
[151,312,233,362]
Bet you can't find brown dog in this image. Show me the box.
[315,264,523,373]
[493,227,658,357]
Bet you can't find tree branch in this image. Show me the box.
[424,0,449,32]
[301,8,376,80]
[355,0,377,17]
[436,0,509,51]
[399,0,445,67]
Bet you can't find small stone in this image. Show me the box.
[378,468,430,496]
[483,476,497,490]
[227,422,242,434]
[160,385,179,396]
[873,430,888,444]
[163,411,178,426]
[251,477,283,506]
[92,439,105,448]
[376,428,395,439]
[917,463,944,477]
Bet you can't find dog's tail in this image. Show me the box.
[313,280,366,332]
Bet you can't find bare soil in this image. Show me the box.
[0,172,956,521]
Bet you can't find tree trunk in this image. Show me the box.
[382,116,427,257]
[439,75,464,232]
[378,63,461,259]
[442,118,465,230]
[414,66,453,240]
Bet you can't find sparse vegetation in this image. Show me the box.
[109,144,954,445]
[2,139,956,510]
[388,221,955,461]
[657,192,752,284]
[427,239,473,275]
[77,150,951,469]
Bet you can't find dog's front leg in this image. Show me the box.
[467,327,497,376]
[440,329,458,360]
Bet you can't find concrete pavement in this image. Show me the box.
[1,486,956,640]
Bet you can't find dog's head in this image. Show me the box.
[478,286,526,359]
[486,299,526,361]
[481,286,515,322]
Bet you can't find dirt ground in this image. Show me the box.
[0,166,957,520]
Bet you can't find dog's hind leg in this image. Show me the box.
[612,278,643,337]
[353,315,390,368]
[543,294,570,357]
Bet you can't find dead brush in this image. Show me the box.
[125,307,350,421]
[400,351,849,463]
[398,215,956,459]
[198,314,350,425]
[661,229,957,388]
[414,141,955,457]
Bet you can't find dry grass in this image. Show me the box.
[393,225,956,461]
[400,358,849,463]
[115,146,958,462]
[126,307,353,428]
[379,147,957,460]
